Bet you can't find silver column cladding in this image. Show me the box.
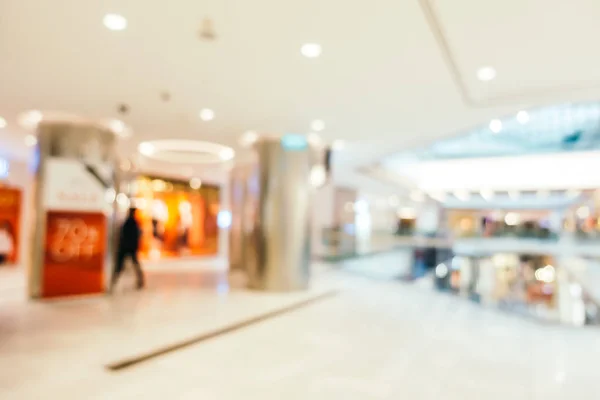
[244,137,314,291]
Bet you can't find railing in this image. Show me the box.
[432,255,600,327]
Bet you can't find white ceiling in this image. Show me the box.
[1,0,600,192]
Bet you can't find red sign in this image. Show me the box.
[42,211,106,298]
[0,187,22,265]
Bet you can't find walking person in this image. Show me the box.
[112,207,144,291]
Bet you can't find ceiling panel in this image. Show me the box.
[429,0,600,104]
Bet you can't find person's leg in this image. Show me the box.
[130,251,145,289]
[111,249,127,290]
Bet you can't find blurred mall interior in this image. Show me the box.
[2,0,600,398]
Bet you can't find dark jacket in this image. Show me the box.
[119,217,141,251]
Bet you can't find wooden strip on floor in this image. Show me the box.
[106,290,339,371]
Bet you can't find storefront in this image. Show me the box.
[0,184,22,267]
[124,175,220,260]
[0,157,24,267]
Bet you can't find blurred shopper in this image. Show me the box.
[112,208,144,290]
[0,221,14,265]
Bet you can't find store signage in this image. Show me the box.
[44,158,107,211]
[42,211,106,297]
[281,134,308,151]
[41,157,111,298]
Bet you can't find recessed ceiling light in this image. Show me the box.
[139,139,235,164]
[489,119,502,133]
[301,43,322,58]
[516,110,530,124]
[106,119,132,138]
[453,189,471,201]
[480,189,494,201]
[199,108,215,121]
[310,119,325,132]
[103,14,127,31]
[219,148,235,161]
[24,135,37,147]
[0,117,6,128]
[477,66,496,81]
[239,130,258,147]
[189,178,202,189]
[429,191,446,202]
[18,110,42,129]
[138,142,156,156]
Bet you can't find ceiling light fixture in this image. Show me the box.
[489,119,502,133]
[199,108,215,121]
[453,189,470,201]
[505,212,520,226]
[18,110,42,129]
[219,148,235,161]
[301,43,322,58]
[429,191,446,202]
[138,142,156,156]
[239,130,258,147]
[310,119,325,132]
[480,189,494,201]
[516,110,530,124]
[398,207,416,219]
[189,178,202,189]
[477,66,496,81]
[24,135,37,147]
[508,190,520,199]
[139,140,235,164]
[103,14,128,31]
[0,117,6,128]
[105,119,133,138]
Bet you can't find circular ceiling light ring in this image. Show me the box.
[137,139,235,164]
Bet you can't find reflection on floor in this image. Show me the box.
[1,252,599,399]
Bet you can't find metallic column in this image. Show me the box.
[29,122,118,298]
[228,163,255,273]
[244,137,315,291]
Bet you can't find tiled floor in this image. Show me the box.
[1,252,599,399]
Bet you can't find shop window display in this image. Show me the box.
[125,176,220,260]
[0,185,21,266]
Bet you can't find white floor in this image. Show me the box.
[1,253,599,399]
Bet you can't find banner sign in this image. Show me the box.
[41,158,110,297]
